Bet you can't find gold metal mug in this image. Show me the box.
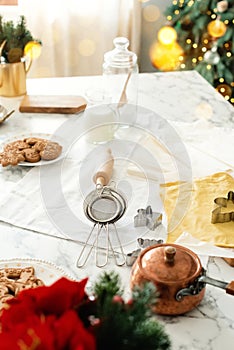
[0,60,31,97]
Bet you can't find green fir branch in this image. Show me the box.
[0,15,41,63]
[91,271,171,350]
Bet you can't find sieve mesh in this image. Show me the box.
[87,195,121,223]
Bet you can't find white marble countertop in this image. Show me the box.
[0,71,233,350]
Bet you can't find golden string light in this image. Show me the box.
[216,83,232,100]
[188,0,194,6]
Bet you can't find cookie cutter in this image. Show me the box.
[126,248,141,267]
[126,237,164,266]
[211,191,234,224]
[137,237,164,249]
[134,205,162,231]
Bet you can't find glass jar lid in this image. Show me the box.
[104,37,137,68]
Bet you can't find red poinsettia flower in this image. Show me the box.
[1,277,88,328]
[0,277,96,350]
[54,310,96,350]
[0,314,56,349]
[14,277,88,316]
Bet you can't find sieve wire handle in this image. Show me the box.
[93,148,114,187]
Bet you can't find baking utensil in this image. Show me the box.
[126,237,164,266]
[211,191,234,224]
[137,237,164,249]
[131,243,234,315]
[134,205,162,230]
[0,106,15,124]
[77,149,127,268]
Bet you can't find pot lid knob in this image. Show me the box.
[164,246,176,265]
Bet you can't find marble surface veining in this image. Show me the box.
[0,71,233,350]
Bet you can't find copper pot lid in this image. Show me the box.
[139,243,202,284]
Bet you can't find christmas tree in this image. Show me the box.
[151,0,233,105]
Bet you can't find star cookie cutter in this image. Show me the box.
[211,191,234,224]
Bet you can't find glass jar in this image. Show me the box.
[103,37,138,107]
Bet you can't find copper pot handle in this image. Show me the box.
[176,270,234,301]
[199,275,234,296]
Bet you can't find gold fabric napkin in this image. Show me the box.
[161,172,234,248]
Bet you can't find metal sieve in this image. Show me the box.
[77,149,126,268]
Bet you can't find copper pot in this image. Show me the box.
[130,243,234,315]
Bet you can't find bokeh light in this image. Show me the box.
[150,41,184,71]
[158,26,177,46]
[143,5,161,22]
[207,19,226,38]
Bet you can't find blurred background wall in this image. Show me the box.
[0,0,170,77]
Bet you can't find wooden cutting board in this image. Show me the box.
[19,95,87,114]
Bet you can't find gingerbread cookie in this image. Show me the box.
[32,140,48,152]
[0,150,25,167]
[24,137,47,146]
[40,141,62,160]
[24,148,41,163]
[4,140,29,152]
[0,266,44,310]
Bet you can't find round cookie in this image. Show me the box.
[24,149,41,163]
[32,140,48,152]
[24,137,47,146]
[40,141,62,160]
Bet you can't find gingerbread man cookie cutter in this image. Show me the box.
[211,191,234,224]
